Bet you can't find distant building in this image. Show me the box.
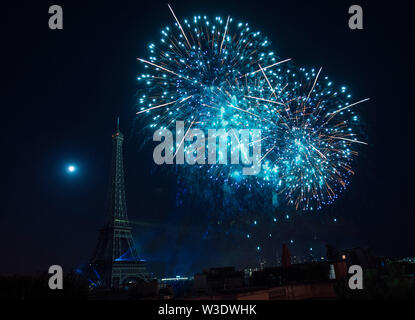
[191,262,338,300]
[189,282,337,300]
[400,257,415,264]
[160,276,193,297]
[193,267,244,295]
[282,244,291,268]
[327,245,377,269]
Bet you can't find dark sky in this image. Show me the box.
[1,0,414,277]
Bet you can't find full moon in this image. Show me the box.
[67,165,76,173]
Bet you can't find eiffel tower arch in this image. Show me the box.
[91,118,149,288]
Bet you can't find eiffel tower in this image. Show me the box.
[91,118,149,288]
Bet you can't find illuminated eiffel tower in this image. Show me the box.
[92,118,149,288]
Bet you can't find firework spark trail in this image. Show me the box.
[306,67,322,102]
[136,95,193,114]
[327,136,368,145]
[167,4,191,49]
[240,58,292,77]
[173,118,197,160]
[244,95,285,105]
[136,58,183,78]
[220,16,230,54]
[258,63,279,101]
[260,144,276,162]
[328,98,371,117]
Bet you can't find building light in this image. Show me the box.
[161,277,189,281]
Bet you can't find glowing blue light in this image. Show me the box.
[67,165,76,173]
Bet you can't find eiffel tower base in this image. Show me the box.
[94,260,150,289]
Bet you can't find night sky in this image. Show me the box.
[1,0,414,278]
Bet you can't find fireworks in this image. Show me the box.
[247,66,369,210]
[136,5,369,211]
[136,5,288,132]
